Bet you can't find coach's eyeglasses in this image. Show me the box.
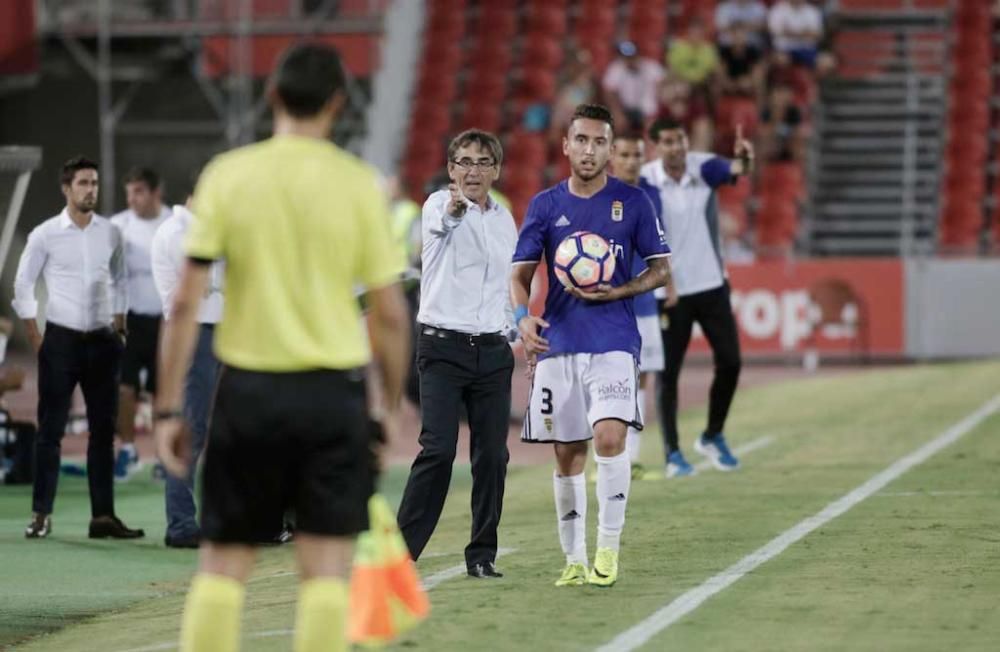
[452,158,496,171]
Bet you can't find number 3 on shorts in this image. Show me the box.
[541,387,553,415]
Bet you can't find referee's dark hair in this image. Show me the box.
[569,103,615,134]
[122,166,161,191]
[60,156,98,187]
[447,129,504,167]
[648,117,686,142]
[269,42,346,118]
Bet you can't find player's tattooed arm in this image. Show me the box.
[566,255,671,302]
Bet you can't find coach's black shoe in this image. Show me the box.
[25,514,52,539]
[467,562,503,579]
[165,533,200,549]
[89,515,145,539]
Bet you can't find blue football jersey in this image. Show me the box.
[631,177,663,318]
[512,176,670,360]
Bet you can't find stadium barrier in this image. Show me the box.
[685,258,1000,362]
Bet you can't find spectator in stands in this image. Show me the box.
[758,80,805,163]
[768,0,824,69]
[717,24,766,101]
[657,76,713,151]
[715,0,768,48]
[602,40,666,132]
[667,18,720,108]
[550,51,601,144]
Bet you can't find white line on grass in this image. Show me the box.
[596,394,1000,652]
[115,548,518,652]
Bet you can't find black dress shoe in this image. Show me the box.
[25,514,52,539]
[467,561,503,578]
[89,515,145,539]
[164,533,200,549]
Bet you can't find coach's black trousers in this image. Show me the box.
[33,323,122,517]
[659,283,742,454]
[397,329,513,568]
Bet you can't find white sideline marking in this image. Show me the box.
[248,550,465,584]
[596,394,1000,652]
[115,548,517,652]
[423,546,517,590]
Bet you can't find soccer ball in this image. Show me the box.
[552,231,616,290]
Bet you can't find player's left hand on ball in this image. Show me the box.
[566,284,619,301]
[155,417,191,479]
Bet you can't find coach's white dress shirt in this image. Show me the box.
[12,209,127,331]
[417,189,517,334]
[150,205,224,324]
[111,206,171,316]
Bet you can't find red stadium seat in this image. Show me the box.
[526,5,567,36]
[523,37,564,70]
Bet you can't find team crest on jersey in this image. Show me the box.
[611,200,624,222]
[544,417,553,432]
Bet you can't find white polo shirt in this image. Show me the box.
[417,189,517,334]
[641,152,733,297]
[768,1,823,52]
[111,206,171,316]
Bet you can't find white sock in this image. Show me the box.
[595,451,631,552]
[553,471,587,565]
[626,388,646,464]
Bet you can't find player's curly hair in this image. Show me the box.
[569,104,614,133]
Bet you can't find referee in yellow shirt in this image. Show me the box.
[155,43,410,652]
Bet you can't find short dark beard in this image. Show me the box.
[571,160,607,182]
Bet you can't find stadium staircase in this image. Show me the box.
[806,0,951,256]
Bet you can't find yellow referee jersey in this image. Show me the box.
[187,134,404,371]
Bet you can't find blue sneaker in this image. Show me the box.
[114,447,143,482]
[665,450,696,478]
[695,433,739,471]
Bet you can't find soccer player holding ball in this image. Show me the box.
[510,104,671,587]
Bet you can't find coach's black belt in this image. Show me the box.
[421,325,505,346]
[47,322,115,341]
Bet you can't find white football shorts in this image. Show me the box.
[637,314,664,372]
[521,351,641,444]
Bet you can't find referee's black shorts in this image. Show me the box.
[200,366,375,544]
[120,312,161,393]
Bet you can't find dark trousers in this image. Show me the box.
[397,330,514,567]
[659,283,742,454]
[33,323,122,517]
[165,324,219,539]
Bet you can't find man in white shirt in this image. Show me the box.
[715,0,769,48]
[111,167,171,481]
[150,194,223,548]
[396,130,518,579]
[602,41,666,132]
[641,118,754,478]
[768,0,824,68]
[12,156,144,539]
